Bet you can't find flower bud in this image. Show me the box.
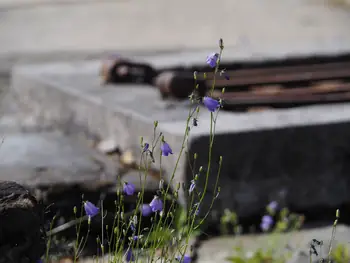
[176,182,181,190]
[219,38,224,49]
[159,179,164,190]
[133,215,138,225]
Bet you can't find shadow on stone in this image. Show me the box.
[0,180,46,263]
[187,121,350,234]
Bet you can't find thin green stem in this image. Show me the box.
[45,215,56,262]
[327,209,340,263]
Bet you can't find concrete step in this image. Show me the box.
[195,224,350,263]
[0,130,118,186]
[11,55,350,223]
[78,224,350,263]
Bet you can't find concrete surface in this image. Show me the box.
[78,224,350,263]
[195,224,350,263]
[0,131,118,186]
[11,58,350,215]
[1,0,350,72]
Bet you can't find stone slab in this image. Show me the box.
[11,60,350,218]
[0,131,119,186]
[2,0,350,65]
[78,224,350,263]
[195,224,350,263]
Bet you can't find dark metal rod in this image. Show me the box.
[212,83,350,98]
[219,91,350,107]
[207,68,350,87]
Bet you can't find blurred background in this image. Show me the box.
[1,0,350,67]
[1,0,350,262]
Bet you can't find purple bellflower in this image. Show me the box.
[206,53,219,68]
[189,180,196,194]
[203,96,220,112]
[260,215,273,231]
[267,201,278,213]
[193,203,200,216]
[161,141,173,156]
[130,222,136,232]
[143,142,149,152]
[123,182,136,196]
[220,69,230,80]
[140,204,153,216]
[149,196,163,212]
[176,255,192,263]
[126,248,135,262]
[84,201,100,218]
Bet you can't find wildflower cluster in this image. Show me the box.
[41,39,227,263]
[222,200,307,263]
[35,37,342,263]
[259,201,304,233]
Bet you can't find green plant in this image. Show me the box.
[220,209,241,235]
[331,243,350,263]
[41,39,226,263]
[227,246,290,263]
[225,202,304,263]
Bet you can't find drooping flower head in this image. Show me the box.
[130,222,136,232]
[193,203,200,216]
[84,201,99,218]
[140,204,153,216]
[161,141,173,156]
[176,254,192,263]
[267,201,278,213]
[123,182,135,196]
[126,248,135,262]
[149,196,163,212]
[143,142,149,152]
[133,235,141,241]
[260,215,273,231]
[203,96,220,112]
[189,180,196,194]
[220,69,230,80]
[206,52,219,68]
